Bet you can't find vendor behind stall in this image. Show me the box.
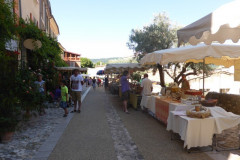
[140,74,153,96]
[181,74,190,91]
[140,74,153,111]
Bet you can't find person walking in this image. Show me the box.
[84,77,88,87]
[97,78,101,87]
[120,70,130,114]
[88,77,92,86]
[92,77,96,90]
[104,76,109,89]
[70,69,84,113]
[60,80,68,117]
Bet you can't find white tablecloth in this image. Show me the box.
[140,96,156,114]
[167,107,240,149]
[169,103,194,112]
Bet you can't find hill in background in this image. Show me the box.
[91,56,137,64]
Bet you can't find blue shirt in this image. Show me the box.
[120,76,130,93]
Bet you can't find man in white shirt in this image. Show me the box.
[70,69,84,113]
[140,74,153,110]
[141,74,153,96]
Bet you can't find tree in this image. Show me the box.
[163,62,215,85]
[81,57,94,68]
[95,61,105,67]
[128,13,177,87]
[128,13,215,87]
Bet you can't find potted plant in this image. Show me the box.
[0,96,20,143]
[0,54,20,143]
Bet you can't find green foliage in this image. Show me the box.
[128,13,177,62]
[132,72,143,82]
[81,57,94,68]
[17,19,66,69]
[0,54,20,133]
[0,4,65,133]
[16,67,46,113]
[0,0,16,51]
[127,13,178,86]
[95,61,105,66]
[16,19,66,92]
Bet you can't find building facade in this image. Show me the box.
[63,51,81,67]
[12,0,60,65]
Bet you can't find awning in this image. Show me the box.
[104,63,147,74]
[140,44,240,68]
[177,0,240,46]
[55,67,87,72]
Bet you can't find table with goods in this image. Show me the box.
[140,83,240,151]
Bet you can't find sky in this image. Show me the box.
[50,0,234,59]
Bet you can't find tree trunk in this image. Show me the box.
[157,64,165,87]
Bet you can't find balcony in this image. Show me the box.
[64,57,80,62]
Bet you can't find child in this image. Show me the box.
[54,86,61,102]
[60,80,68,117]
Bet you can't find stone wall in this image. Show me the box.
[206,92,240,115]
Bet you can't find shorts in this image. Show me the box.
[122,91,130,101]
[71,91,82,101]
[60,101,67,109]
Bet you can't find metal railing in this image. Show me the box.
[64,57,80,61]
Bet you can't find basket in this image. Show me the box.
[200,99,218,107]
[186,107,211,119]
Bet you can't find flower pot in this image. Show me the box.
[1,131,14,143]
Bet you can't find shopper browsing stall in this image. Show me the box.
[120,70,130,114]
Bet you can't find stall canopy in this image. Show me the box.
[140,44,240,67]
[177,0,240,46]
[141,43,240,93]
[55,67,87,72]
[105,63,148,74]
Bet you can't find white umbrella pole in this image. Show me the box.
[203,58,205,96]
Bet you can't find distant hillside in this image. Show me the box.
[91,56,137,64]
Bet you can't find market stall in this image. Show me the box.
[167,107,240,150]
[55,67,88,85]
[140,43,240,150]
[105,63,148,109]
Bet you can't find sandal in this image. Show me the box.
[77,110,81,113]
[63,114,68,117]
[70,110,76,113]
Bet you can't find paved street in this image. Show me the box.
[47,87,227,160]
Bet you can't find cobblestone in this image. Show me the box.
[0,106,67,160]
[104,93,144,160]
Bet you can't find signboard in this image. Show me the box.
[5,39,18,51]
